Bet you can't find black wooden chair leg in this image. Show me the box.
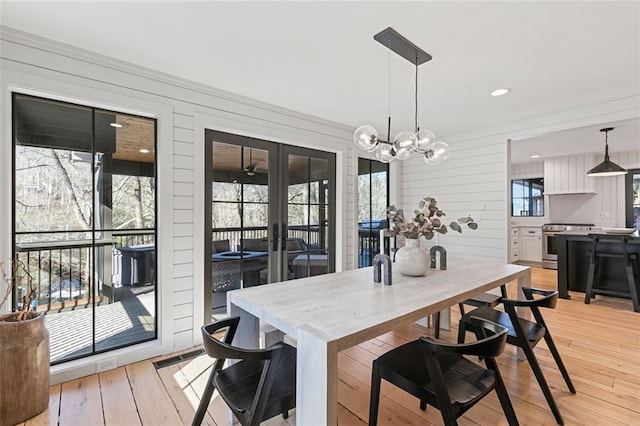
[457,320,466,344]
[585,259,596,304]
[626,263,640,312]
[544,334,576,393]
[192,369,216,426]
[521,343,564,425]
[495,380,519,425]
[369,363,382,426]
[420,400,427,411]
[433,312,440,339]
[282,410,289,419]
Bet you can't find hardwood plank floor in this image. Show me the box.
[23,267,640,425]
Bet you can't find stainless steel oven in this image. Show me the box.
[541,223,593,269]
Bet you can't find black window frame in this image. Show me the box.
[511,178,544,217]
[357,158,390,267]
[625,168,640,229]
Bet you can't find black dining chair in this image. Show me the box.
[432,285,507,338]
[192,317,296,426]
[369,317,518,426]
[458,288,575,425]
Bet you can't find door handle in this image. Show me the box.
[272,223,279,251]
[282,224,288,251]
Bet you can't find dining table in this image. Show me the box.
[228,257,531,425]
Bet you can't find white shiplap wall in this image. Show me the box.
[400,107,640,262]
[0,27,355,383]
[401,134,508,261]
[511,161,544,178]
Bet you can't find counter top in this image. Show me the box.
[558,231,640,239]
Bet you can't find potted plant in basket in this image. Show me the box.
[0,258,50,425]
[386,196,477,276]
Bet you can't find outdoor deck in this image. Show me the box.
[46,286,156,363]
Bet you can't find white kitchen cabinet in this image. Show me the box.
[509,227,519,262]
[519,227,542,262]
[544,154,597,194]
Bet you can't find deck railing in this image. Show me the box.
[13,224,362,313]
[14,229,156,313]
[211,225,323,250]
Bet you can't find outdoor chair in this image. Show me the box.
[212,239,231,253]
[458,288,575,425]
[369,317,518,426]
[192,316,296,426]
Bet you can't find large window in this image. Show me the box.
[357,159,389,267]
[13,94,157,364]
[511,178,544,217]
[626,169,640,230]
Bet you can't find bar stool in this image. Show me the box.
[584,234,640,313]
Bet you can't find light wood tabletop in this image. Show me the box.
[229,257,531,425]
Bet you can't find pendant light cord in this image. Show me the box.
[387,41,391,143]
[415,62,419,133]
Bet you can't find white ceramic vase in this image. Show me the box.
[395,238,430,276]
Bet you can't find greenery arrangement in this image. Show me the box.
[1,258,37,321]
[386,196,478,240]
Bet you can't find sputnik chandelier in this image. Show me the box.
[353,27,450,165]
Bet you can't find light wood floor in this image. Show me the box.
[21,267,640,425]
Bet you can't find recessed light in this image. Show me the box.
[139,149,150,154]
[490,88,511,97]
[530,154,540,159]
[110,122,123,128]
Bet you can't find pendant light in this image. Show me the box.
[586,127,627,177]
[353,27,449,165]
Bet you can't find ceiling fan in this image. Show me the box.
[245,149,257,176]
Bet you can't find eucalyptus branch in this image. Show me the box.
[386,197,477,240]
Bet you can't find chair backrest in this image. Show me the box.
[200,317,286,425]
[241,238,269,252]
[420,317,508,359]
[286,238,307,252]
[212,239,231,253]
[501,287,558,333]
[418,318,509,420]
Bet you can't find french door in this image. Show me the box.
[204,130,336,316]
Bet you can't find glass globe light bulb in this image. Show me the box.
[415,129,436,153]
[375,143,397,163]
[393,131,417,160]
[353,125,379,152]
[423,153,436,165]
[425,141,451,165]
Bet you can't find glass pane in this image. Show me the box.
[243,183,269,203]
[289,154,309,203]
[512,180,524,198]
[357,159,389,267]
[212,142,242,202]
[14,95,157,364]
[15,146,93,237]
[288,183,307,205]
[242,203,269,229]
[288,203,306,226]
[96,111,157,353]
[212,202,242,228]
[212,181,242,202]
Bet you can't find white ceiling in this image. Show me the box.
[2,1,639,161]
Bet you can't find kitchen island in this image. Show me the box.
[556,231,640,300]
